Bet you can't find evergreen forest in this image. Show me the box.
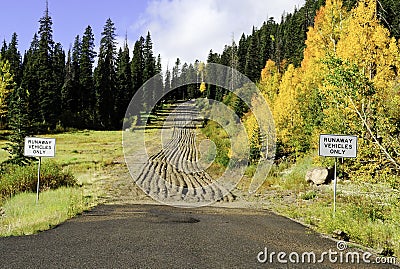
[2,0,400,181]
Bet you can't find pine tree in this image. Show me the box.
[115,40,132,128]
[37,3,59,130]
[153,54,164,106]
[62,50,73,110]
[0,41,6,57]
[142,32,156,111]
[205,50,219,100]
[171,58,181,101]
[21,34,41,131]
[71,36,81,113]
[237,33,248,74]
[186,63,197,99]
[244,27,261,82]
[60,37,80,126]
[143,32,156,82]
[131,36,144,116]
[180,62,188,100]
[233,96,246,120]
[3,87,33,165]
[61,50,75,126]
[52,42,65,117]
[94,18,117,129]
[80,26,96,118]
[164,67,171,101]
[5,33,22,85]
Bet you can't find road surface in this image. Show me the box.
[0,204,396,268]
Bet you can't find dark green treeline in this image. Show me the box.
[2,0,400,132]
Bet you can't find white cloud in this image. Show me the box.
[134,0,305,70]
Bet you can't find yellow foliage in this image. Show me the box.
[199,82,206,93]
[244,114,259,144]
[243,113,262,162]
[259,0,400,165]
[0,58,14,124]
[273,64,302,148]
[303,0,348,69]
[336,0,400,90]
[259,59,281,104]
[300,0,348,96]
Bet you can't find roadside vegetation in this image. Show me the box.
[199,0,400,258]
[258,157,400,258]
[0,187,88,236]
[0,0,399,260]
[0,130,125,236]
[202,115,400,257]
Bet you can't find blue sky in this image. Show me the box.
[1,0,305,68]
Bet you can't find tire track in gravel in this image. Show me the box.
[135,102,235,206]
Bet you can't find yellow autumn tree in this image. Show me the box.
[0,57,14,129]
[259,59,281,105]
[244,113,262,163]
[337,0,400,90]
[321,0,400,176]
[298,0,349,151]
[302,0,347,69]
[273,64,304,156]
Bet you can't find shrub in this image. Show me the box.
[301,190,317,200]
[0,161,76,201]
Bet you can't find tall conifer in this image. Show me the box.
[115,40,132,127]
[80,26,96,126]
[94,18,117,129]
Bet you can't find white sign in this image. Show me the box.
[319,134,357,158]
[24,137,56,157]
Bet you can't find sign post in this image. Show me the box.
[24,137,56,203]
[333,157,337,213]
[319,134,358,214]
[36,157,41,203]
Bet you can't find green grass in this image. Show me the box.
[0,130,123,176]
[200,120,231,177]
[282,189,400,257]
[259,156,311,192]
[0,187,93,236]
[0,130,125,236]
[0,132,9,162]
[49,130,123,177]
[259,156,400,258]
[0,127,165,236]
[0,161,76,201]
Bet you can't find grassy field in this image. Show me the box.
[0,106,187,236]
[0,187,91,236]
[1,121,399,258]
[200,119,400,258]
[253,156,400,258]
[0,130,128,236]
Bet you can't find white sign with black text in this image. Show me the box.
[319,134,357,158]
[24,137,56,158]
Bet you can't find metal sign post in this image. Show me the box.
[319,134,357,215]
[36,157,41,204]
[24,137,56,204]
[333,158,337,214]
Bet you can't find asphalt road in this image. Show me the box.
[0,204,397,269]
